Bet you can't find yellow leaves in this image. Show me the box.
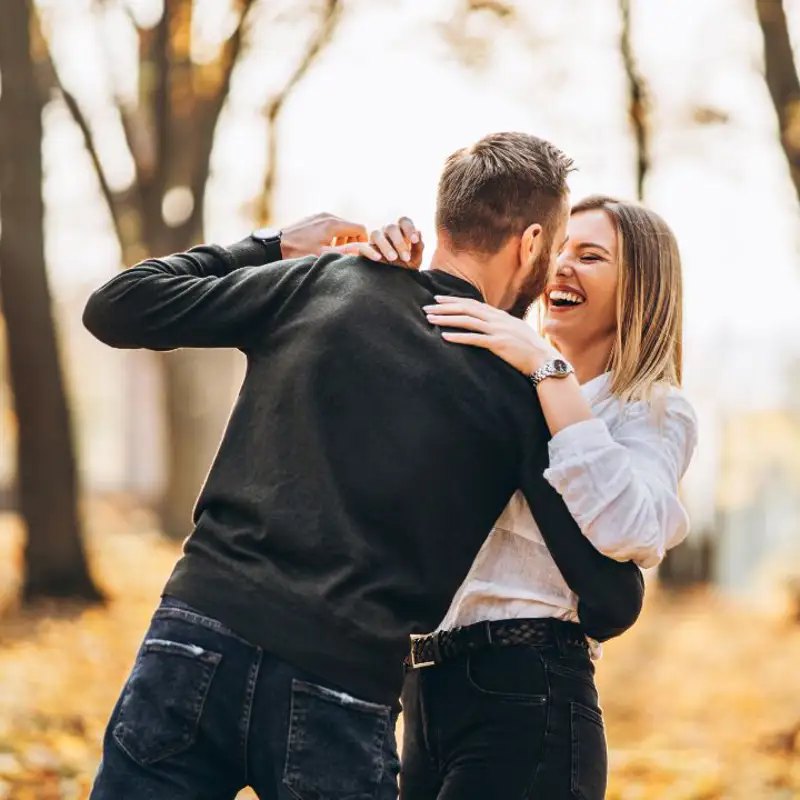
[598,586,800,798]
[606,749,724,799]
[0,509,799,798]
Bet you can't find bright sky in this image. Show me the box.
[43,0,800,333]
[33,0,800,524]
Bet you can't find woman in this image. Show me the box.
[335,195,698,798]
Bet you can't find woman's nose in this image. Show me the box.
[555,258,575,277]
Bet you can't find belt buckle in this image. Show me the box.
[409,633,436,669]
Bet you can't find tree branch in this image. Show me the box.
[755,0,800,206]
[466,0,514,17]
[258,0,343,225]
[152,4,172,201]
[31,9,131,248]
[619,0,650,201]
[185,0,259,236]
[60,91,121,226]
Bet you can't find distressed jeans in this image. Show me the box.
[90,596,400,800]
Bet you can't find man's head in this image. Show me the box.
[434,132,573,313]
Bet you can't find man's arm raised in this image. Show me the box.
[82,214,367,352]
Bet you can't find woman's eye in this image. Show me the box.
[580,254,601,262]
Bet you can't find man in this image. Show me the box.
[84,132,643,799]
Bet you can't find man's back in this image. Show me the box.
[84,243,643,708]
[163,255,543,705]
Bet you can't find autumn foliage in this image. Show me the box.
[0,506,798,799]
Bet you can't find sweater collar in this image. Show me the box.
[426,269,485,302]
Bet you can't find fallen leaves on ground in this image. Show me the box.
[0,504,798,799]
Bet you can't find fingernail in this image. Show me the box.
[410,234,420,244]
[388,251,398,260]
[401,252,410,262]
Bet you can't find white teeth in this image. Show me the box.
[549,290,584,305]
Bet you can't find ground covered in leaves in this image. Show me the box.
[0,505,799,799]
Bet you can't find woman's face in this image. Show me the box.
[542,209,620,353]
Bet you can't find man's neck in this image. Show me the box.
[429,247,507,308]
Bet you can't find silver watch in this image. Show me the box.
[529,357,574,388]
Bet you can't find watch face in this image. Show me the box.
[553,359,570,374]
[252,227,281,242]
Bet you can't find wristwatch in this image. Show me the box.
[251,227,283,261]
[529,357,574,388]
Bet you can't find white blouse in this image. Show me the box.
[437,372,698,633]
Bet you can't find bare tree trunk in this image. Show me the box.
[159,348,239,539]
[46,0,343,538]
[755,0,800,205]
[47,1,255,538]
[619,0,713,587]
[257,0,342,224]
[0,0,102,602]
[618,0,649,201]
[658,535,714,589]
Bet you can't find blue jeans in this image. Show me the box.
[90,597,400,799]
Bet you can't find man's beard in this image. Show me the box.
[507,239,553,320]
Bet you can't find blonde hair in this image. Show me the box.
[569,195,683,405]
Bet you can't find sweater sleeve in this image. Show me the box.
[518,403,645,642]
[543,391,698,568]
[82,237,314,352]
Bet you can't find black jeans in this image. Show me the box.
[90,597,400,800]
[400,627,607,799]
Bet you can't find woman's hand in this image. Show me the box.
[323,217,424,270]
[423,296,559,376]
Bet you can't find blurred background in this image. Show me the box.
[0,0,799,797]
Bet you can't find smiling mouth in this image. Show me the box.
[548,289,585,309]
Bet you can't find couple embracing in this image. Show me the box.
[84,132,697,799]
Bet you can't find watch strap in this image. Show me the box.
[250,229,283,263]
[529,358,574,388]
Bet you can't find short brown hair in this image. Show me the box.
[435,132,574,255]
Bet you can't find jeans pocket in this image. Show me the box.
[112,638,221,766]
[465,647,548,703]
[570,702,608,800]
[282,679,395,800]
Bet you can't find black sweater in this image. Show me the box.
[83,238,644,707]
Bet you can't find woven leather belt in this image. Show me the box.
[406,618,588,669]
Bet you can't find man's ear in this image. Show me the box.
[519,222,543,268]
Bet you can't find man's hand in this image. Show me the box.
[280,213,368,260]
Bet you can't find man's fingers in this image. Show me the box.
[321,243,359,255]
[383,224,411,263]
[321,242,383,261]
[325,217,368,242]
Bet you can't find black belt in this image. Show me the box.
[406,618,588,669]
